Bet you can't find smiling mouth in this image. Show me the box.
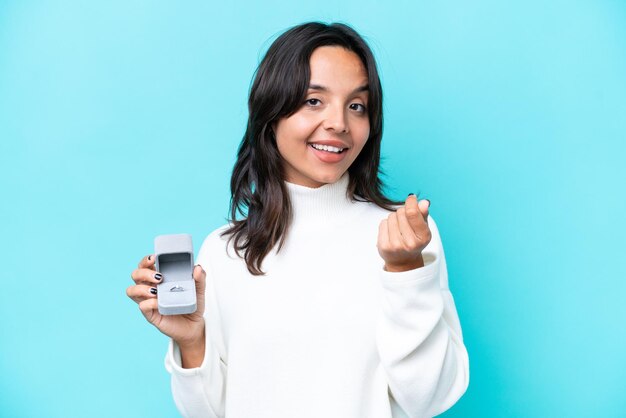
[308,143,347,154]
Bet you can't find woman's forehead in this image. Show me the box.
[308,46,368,90]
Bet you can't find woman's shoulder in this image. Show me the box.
[354,197,402,218]
[195,223,235,259]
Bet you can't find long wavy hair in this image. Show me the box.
[221,21,403,276]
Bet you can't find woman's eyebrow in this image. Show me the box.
[308,84,369,93]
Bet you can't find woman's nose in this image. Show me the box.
[322,106,348,133]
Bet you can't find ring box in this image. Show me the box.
[154,233,197,315]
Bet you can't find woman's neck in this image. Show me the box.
[284,172,354,228]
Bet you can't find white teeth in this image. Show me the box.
[310,143,344,153]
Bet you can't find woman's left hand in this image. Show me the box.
[377,194,431,272]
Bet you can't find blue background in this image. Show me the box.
[1,1,625,417]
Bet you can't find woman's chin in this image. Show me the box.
[313,170,346,185]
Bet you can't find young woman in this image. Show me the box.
[127,21,469,418]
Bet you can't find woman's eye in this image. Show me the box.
[350,103,367,113]
[305,98,321,106]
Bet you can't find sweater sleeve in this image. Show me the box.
[164,235,228,418]
[376,215,470,418]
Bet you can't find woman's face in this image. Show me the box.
[273,46,370,188]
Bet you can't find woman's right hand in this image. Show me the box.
[127,255,207,361]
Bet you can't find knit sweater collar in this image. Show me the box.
[284,172,354,226]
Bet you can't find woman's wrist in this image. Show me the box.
[176,328,206,369]
[384,254,425,272]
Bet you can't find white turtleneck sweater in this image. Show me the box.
[164,173,469,418]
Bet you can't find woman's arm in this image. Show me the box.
[376,215,470,417]
[164,236,228,418]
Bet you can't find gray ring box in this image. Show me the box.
[154,233,197,315]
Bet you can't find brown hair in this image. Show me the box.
[221,21,403,275]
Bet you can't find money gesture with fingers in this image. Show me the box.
[377,194,432,272]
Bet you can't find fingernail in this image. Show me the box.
[150,287,157,295]
[154,273,163,281]
[148,255,152,261]
[407,193,415,197]
[425,199,431,207]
